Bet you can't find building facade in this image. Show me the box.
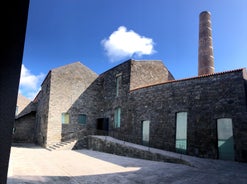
[16,62,98,146]
[14,11,247,162]
[15,59,247,162]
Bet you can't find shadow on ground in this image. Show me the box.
[7,145,247,184]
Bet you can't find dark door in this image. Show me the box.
[97,118,109,135]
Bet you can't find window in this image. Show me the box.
[116,73,122,97]
[78,114,87,124]
[142,120,150,146]
[175,112,187,153]
[15,106,19,116]
[61,113,69,124]
[114,107,121,128]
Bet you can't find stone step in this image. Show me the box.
[46,140,77,151]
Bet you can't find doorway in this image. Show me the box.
[142,120,150,146]
[175,112,187,154]
[97,118,109,135]
[217,118,234,160]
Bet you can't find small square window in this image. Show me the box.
[61,113,69,124]
[78,114,87,124]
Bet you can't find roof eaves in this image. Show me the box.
[130,68,245,92]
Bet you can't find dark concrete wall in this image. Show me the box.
[0,1,29,183]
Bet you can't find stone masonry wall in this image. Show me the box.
[13,112,36,143]
[47,62,98,145]
[87,136,189,165]
[35,73,51,146]
[98,60,131,137]
[130,60,174,90]
[127,70,247,161]
[16,93,31,116]
[67,75,105,140]
[99,60,176,142]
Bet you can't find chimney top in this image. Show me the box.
[200,11,211,15]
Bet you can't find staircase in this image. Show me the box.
[46,139,77,151]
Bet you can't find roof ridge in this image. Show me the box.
[130,68,245,92]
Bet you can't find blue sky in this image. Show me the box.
[20,0,247,99]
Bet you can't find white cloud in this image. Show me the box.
[101,26,156,62]
[19,64,45,99]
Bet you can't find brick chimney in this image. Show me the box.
[198,11,214,76]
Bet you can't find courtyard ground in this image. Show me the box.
[7,144,247,184]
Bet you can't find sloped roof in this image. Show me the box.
[129,59,175,90]
[130,68,246,92]
[17,93,31,111]
[41,62,98,87]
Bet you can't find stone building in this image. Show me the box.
[82,58,247,162]
[15,59,247,162]
[15,62,98,146]
[14,93,34,143]
[16,93,31,116]
[15,11,247,162]
[34,62,98,146]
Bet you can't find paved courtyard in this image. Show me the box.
[7,144,247,184]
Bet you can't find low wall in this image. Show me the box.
[85,136,190,165]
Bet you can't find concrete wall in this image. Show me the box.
[0,1,29,182]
